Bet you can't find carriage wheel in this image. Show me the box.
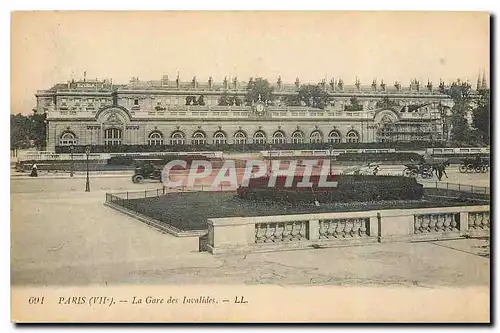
[132,175,144,183]
[403,168,412,177]
[459,164,467,173]
[474,166,482,173]
[421,171,432,179]
[466,164,474,173]
[481,165,489,173]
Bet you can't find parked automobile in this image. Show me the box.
[131,159,164,183]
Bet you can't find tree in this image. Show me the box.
[197,95,205,106]
[29,111,47,149]
[443,80,473,143]
[11,109,47,153]
[217,93,231,106]
[185,95,197,105]
[472,88,490,145]
[245,77,274,105]
[345,96,363,111]
[283,95,301,107]
[217,93,242,106]
[11,113,31,154]
[296,84,329,109]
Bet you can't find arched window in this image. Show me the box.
[328,130,341,144]
[104,128,122,146]
[213,131,227,145]
[233,131,247,145]
[148,131,164,146]
[192,131,207,145]
[346,130,360,143]
[170,131,185,145]
[253,131,267,144]
[291,131,304,144]
[310,130,323,144]
[59,132,78,146]
[272,131,286,144]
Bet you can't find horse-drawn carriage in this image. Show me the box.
[402,163,434,179]
[458,156,489,173]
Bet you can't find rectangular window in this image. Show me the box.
[134,99,139,105]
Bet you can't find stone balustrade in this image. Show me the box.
[206,205,490,254]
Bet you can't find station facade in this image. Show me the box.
[34,74,478,151]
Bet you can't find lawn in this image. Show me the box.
[116,190,487,232]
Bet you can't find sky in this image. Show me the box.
[11,11,490,115]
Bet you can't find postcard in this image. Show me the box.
[10,10,490,323]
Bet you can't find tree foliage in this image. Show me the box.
[344,96,363,111]
[218,94,243,106]
[443,80,473,143]
[185,95,206,106]
[296,84,329,109]
[10,111,47,151]
[472,88,490,145]
[11,113,31,151]
[245,77,274,105]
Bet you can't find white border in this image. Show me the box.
[4,1,498,331]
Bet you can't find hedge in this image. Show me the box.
[54,141,467,154]
[336,152,424,163]
[237,175,424,203]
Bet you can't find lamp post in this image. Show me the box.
[329,145,334,175]
[69,144,74,177]
[85,145,91,192]
[268,143,272,175]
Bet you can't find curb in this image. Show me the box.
[103,201,206,238]
[11,174,132,180]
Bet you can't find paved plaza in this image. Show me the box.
[11,168,490,287]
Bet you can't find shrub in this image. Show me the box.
[237,175,423,203]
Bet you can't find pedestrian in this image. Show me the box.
[30,163,38,177]
[435,162,448,181]
[441,161,449,179]
[436,165,443,181]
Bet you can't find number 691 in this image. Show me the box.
[28,297,44,304]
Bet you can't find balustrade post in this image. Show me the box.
[308,219,320,242]
[369,215,379,238]
[459,211,469,234]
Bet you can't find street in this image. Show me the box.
[11,171,490,287]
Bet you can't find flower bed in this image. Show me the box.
[113,190,485,233]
